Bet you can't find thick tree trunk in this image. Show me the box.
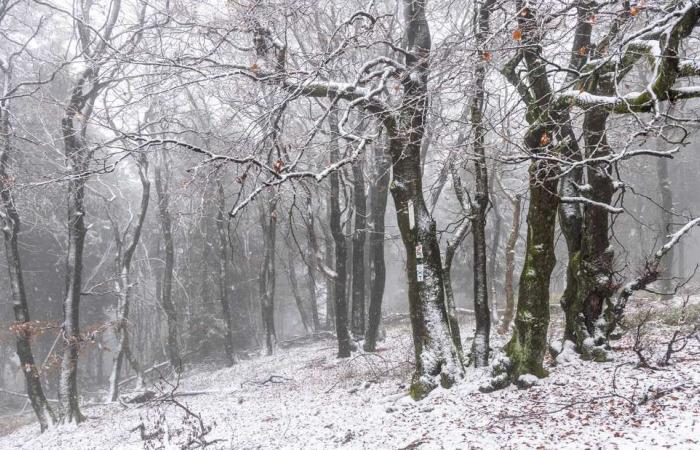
[217,182,235,366]
[350,159,367,337]
[364,141,390,352]
[498,194,522,334]
[0,90,56,431]
[329,109,351,357]
[558,1,592,346]
[154,151,182,372]
[568,93,616,361]
[383,0,462,399]
[497,159,558,386]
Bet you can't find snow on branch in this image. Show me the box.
[559,196,624,214]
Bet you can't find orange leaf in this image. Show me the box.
[250,62,260,73]
[483,51,492,61]
[578,46,587,56]
[630,6,639,16]
[512,28,522,41]
[539,132,550,146]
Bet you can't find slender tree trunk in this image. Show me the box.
[350,159,367,337]
[154,150,181,372]
[364,141,390,352]
[259,195,278,355]
[58,85,91,424]
[0,85,56,431]
[488,190,502,322]
[324,211,336,330]
[287,245,312,333]
[108,157,150,401]
[498,194,522,334]
[304,194,321,331]
[329,109,351,357]
[657,148,674,298]
[468,0,496,367]
[217,182,235,366]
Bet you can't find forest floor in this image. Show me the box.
[1,295,699,449]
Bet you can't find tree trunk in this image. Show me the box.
[259,194,278,355]
[350,158,367,337]
[569,87,616,361]
[154,150,181,373]
[657,150,674,298]
[0,84,56,431]
[58,86,90,424]
[108,157,150,401]
[498,194,522,334]
[364,141,390,352]
[501,158,558,384]
[383,0,463,399]
[468,0,495,367]
[217,182,235,366]
[329,109,351,357]
[287,246,312,334]
[304,194,321,331]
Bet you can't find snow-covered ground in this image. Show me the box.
[1,300,699,449]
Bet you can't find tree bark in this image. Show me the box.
[0,75,56,431]
[468,0,496,367]
[329,108,351,357]
[350,158,367,337]
[217,181,235,366]
[259,194,278,355]
[108,156,150,401]
[364,141,390,352]
[380,0,462,399]
[287,246,313,334]
[303,194,321,331]
[498,194,522,334]
[58,78,93,424]
[154,150,182,373]
[657,146,674,298]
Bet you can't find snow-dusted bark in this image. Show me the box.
[498,194,522,335]
[58,74,93,424]
[154,150,182,372]
[656,143,674,298]
[381,0,463,399]
[328,108,352,357]
[216,182,236,365]
[259,192,278,356]
[108,156,150,401]
[303,194,321,332]
[468,0,495,368]
[350,157,366,338]
[1,73,56,431]
[364,141,390,352]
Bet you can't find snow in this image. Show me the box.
[554,339,578,365]
[2,299,699,449]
